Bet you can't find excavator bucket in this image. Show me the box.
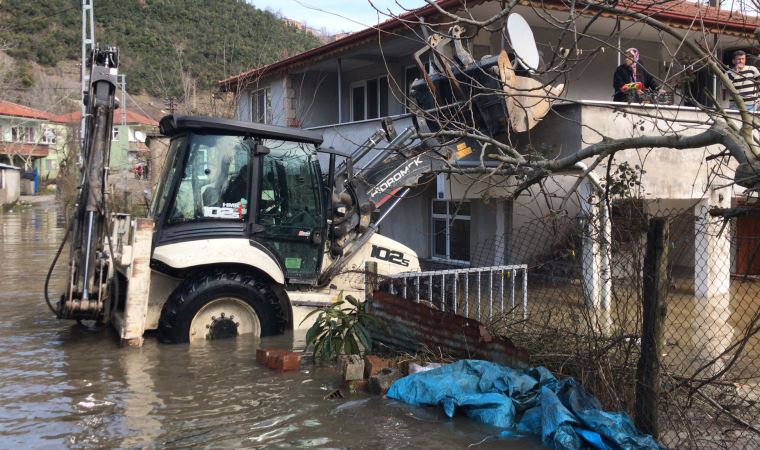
[408,14,563,139]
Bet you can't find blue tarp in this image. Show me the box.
[386,360,661,450]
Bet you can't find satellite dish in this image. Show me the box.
[507,13,540,71]
[135,131,146,142]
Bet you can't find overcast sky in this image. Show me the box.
[248,0,427,33]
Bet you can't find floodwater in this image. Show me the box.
[0,203,541,449]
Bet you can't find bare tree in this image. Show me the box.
[369,0,760,201]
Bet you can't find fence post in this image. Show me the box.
[365,261,378,313]
[635,217,668,439]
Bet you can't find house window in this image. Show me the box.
[112,127,120,141]
[351,76,389,121]
[251,88,272,124]
[431,200,471,262]
[11,126,35,143]
[42,128,56,144]
[404,65,422,112]
[45,159,57,170]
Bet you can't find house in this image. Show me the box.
[0,100,62,183]
[220,0,760,301]
[49,109,158,175]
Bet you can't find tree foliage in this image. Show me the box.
[0,0,321,96]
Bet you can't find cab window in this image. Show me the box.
[168,135,251,224]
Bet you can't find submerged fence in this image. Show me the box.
[384,264,528,320]
[372,199,760,449]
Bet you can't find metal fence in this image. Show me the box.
[384,264,528,320]
[373,198,760,449]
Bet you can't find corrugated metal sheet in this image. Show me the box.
[368,291,529,368]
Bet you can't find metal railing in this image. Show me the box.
[384,264,528,321]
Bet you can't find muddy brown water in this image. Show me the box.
[0,203,541,449]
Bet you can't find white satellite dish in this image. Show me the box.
[507,13,540,71]
[135,130,146,142]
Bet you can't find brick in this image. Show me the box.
[267,350,301,371]
[369,367,402,395]
[256,348,286,365]
[342,354,365,381]
[364,355,391,378]
[343,379,369,394]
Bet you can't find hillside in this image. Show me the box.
[0,0,322,97]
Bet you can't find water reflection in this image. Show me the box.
[691,294,735,377]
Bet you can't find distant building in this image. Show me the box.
[50,109,158,175]
[0,100,59,174]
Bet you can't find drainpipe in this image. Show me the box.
[337,58,343,124]
[574,162,612,310]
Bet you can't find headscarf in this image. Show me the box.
[626,47,640,81]
[626,48,640,63]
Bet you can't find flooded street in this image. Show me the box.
[0,203,539,449]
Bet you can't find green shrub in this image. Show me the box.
[302,293,378,362]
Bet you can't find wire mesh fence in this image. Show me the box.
[375,199,760,448]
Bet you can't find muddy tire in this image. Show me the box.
[158,269,284,344]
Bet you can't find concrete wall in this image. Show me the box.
[312,115,415,154]
[0,167,21,205]
[577,104,737,200]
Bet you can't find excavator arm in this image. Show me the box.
[60,46,120,320]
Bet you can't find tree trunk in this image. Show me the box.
[635,217,669,438]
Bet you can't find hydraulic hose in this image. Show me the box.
[44,215,75,318]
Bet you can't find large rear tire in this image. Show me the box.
[158,269,284,344]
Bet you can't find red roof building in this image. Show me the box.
[0,100,52,121]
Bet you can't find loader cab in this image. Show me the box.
[152,116,330,282]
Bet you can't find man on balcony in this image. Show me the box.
[727,50,760,112]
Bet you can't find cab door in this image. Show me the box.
[252,140,325,283]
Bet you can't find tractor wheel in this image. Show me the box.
[157,269,284,344]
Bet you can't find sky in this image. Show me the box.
[248,0,427,34]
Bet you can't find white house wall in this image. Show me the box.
[292,72,339,127]
[578,104,738,200]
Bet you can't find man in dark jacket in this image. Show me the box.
[613,48,660,103]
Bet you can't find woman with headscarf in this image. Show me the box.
[612,48,660,103]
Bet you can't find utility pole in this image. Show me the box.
[119,74,127,126]
[164,97,177,115]
[80,0,95,150]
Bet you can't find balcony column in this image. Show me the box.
[337,58,343,124]
[579,178,612,310]
[283,76,298,127]
[694,187,731,297]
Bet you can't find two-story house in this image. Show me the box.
[0,100,56,170]
[220,0,760,303]
[0,100,72,191]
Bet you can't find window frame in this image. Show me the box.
[350,75,389,121]
[112,127,120,141]
[11,126,35,143]
[431,200,471,263]
[251,88,272,125]
[42,127,56,144]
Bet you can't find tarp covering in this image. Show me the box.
[386,360,661,450]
